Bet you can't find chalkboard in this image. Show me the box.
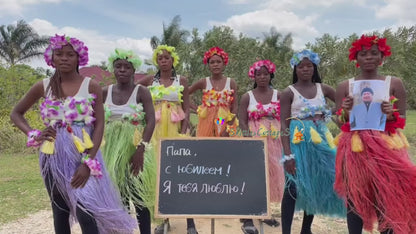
[155,138,270,218]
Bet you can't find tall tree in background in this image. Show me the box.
[150,15,189,49]
[0,20,49,66]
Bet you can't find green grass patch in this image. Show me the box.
[404,110,416,159]
[0,154,49,224]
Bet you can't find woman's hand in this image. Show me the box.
[130,147,144,176]
[284,159,296,175]
[341,96,354,111]
[381,100,394,120]
[35,126,56,142]
[71,164,91,188]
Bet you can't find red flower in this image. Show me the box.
[349,35,391,67]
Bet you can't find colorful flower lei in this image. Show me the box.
[248,101,280,121]
[290,50,320,68]
[44,34,89,67]
[248,60,276,80]
[121,104,146,126]
[152,45,179,68]
[201,89,234,107]
[107,48,142,72]
[203,47,229,65]
[349,35,391,67]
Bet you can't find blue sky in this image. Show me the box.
[1,0,415,71]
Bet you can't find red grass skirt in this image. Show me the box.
[334,130,416,233]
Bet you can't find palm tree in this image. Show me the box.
[150,15,189,49]
[0,20,49,66]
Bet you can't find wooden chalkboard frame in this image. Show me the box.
[155,137,270,219]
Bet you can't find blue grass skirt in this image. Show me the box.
[286,119,345,216]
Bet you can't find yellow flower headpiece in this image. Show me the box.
[152,45,180,68]
[107,48,142,72]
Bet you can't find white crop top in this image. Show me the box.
[104,85,140,121]
[289,83,328,119]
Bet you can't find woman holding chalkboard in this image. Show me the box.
[139,45,195,234]
[189,46,238,137]
[279,50,345,234]
[102,48,156,234]
[238,60,283,233]
[334,35,416,234]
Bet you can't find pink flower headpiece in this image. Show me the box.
[44,34,89,67]
[248,60,276,80]
[203,47,229,65]
[349,34,391,67]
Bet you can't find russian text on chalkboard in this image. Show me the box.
[155,138,270,218]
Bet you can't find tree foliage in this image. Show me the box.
[0,20,49,66]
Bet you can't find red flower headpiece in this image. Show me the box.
[349,34,391,67]
[203,47,229,65]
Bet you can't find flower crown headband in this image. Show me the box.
[248,60,276,80]
[152,45,179,68]
[107,48,142,72]
[44,34,89,68]
[349,34,391,67]
[290,50,320,68]
[203,47,229,65]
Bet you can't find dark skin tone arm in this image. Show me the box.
[238,93,250,137]
[279,87,296,175]
[70,79,105,188]
[180,76,190,134]
[137,75,153,87]
[10,81,55,140]
[130,86,155,176]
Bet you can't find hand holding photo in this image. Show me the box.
[350,80,388,131]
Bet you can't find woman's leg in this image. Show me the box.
[281,179,297,234]
[76,205,99,234]
[300,211,314,234]
[44,171,71,234]
[346,200,363,234]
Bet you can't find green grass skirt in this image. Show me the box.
[102,121,157,219]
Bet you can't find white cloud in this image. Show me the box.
[0,0,62,16]
[28,19,152,71]
[210,9,319,49]
[375,0,416,25]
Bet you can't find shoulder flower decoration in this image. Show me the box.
[44,34,89,67]
[248,60,276,80]
[152,45,179,68]
[349,34,391,67]
[290,50,320,68]
[203,47,229,65]
[107,48,142,72]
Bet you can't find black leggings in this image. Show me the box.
[44,171,98,234]
[121,186,151,234]
[347,200,393,234]
[281,179,314,234]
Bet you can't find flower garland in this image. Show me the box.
[290,50,320,68]
[44,34,89,67]
[122,104,146,126]
[149,85,184,102]
[152,45,180,68]
[203,47,229,65]
[201,89,234,107]
[107,48,142,72]
[248,60,276,80]
[40,95,96,127]
[349,35,391,67]
[248,101,280,121]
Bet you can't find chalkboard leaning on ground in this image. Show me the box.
[155,138,270,219]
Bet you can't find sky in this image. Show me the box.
[1,0,416,71]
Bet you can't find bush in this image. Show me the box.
[0,110,43,154]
